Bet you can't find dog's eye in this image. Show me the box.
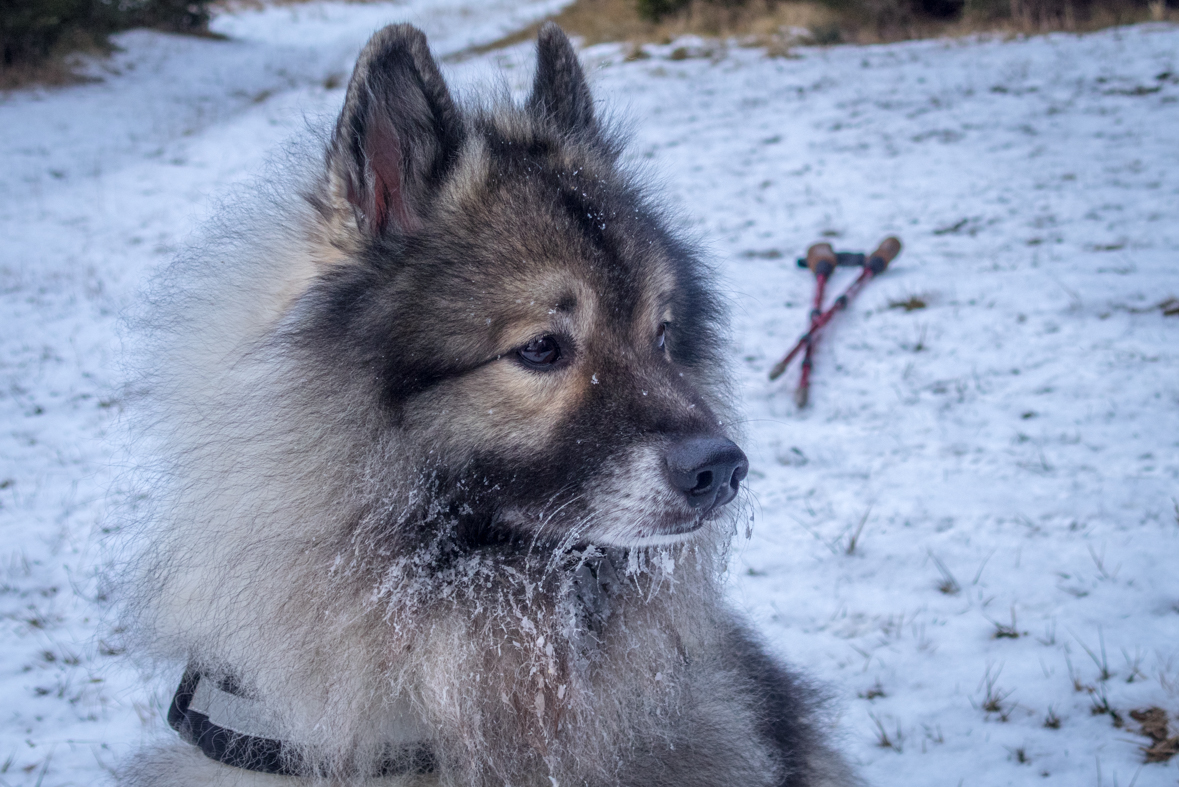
[657,323,667,349]
[518,335,562,368]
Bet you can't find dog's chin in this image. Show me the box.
[493,506,708,549]
[581,512,709,549]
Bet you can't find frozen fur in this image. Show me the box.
[119,22,857,787]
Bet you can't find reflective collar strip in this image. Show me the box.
[168,669,434,777]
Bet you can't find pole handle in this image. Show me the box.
[805,243,836,277]
[866,236,902,274]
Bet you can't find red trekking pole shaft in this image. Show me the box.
[769,243,835,380]
[769,237,901,381]
[796,333,818,406]
[794,244,836,406]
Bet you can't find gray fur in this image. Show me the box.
[117,23,859,787]
[528,22,596,135]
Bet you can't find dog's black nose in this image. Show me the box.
[665,437,749,512]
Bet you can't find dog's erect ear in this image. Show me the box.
[329,24,463,237]
[528,23,594,135]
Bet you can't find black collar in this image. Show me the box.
[168,669,435,777]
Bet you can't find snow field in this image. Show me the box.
[2,4,1177,786]
[593,27,1179,786]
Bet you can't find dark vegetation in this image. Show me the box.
[1,0,213,87]
[478,0,1174,57]
[633,0,1170,32]
[5,0,1174,88]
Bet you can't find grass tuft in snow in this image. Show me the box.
[978,664,1016,721]
[870,713,905,752]
[1088,684,1124,729]
[989,607,1025,640]
[889,295,928,312]
[1077,628,1115,682]
[859,678,887,700]
[928,551,960,595]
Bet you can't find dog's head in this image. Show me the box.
[300,24,746,548]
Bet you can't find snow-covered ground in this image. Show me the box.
[2,2,1177,784]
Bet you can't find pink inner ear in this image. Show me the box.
[365,114,420,235]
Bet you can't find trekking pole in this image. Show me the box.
[796,334,818,407]
[794,243,837,407]
[768,236,902,381]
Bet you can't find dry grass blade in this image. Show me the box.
[1073,627,1113,681]
[1130,708,1168,740]
[1129,708,1179,763]
[844,508,871,555]
[1143,737,1179,763]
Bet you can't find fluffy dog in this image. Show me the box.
[121,22,856,787]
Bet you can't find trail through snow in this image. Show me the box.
[2,4,1177,786]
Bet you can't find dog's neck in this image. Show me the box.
[167,668,435,778]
